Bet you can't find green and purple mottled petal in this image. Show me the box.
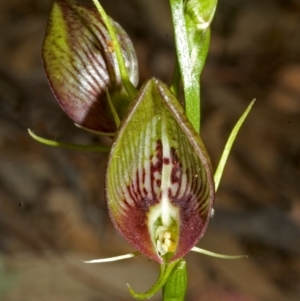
[106,78,214,263]
[43,0,138,133]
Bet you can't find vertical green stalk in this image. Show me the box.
[163,259,187,301]
[169,0,218,134]
[165,1,219,299]
[128,260,179,299]
[170,60,181,97]
[169,0,200,133]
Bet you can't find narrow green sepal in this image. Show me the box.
[191,247,248,259]
[162,259,187,301]
[128,260,179,300]
[214,99,256,191]
[82,251,140,263]
[28,129,110,152]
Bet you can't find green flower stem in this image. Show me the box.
[128,260,179,299]
[106,88,121,128]
[92,0,137,99]
[74,124,115,137]
[169,0,200,133]
[28,129,110,152]
[162,259,187,301]
[214,99,256,191]
[170,59,181,98]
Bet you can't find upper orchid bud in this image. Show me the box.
[185,0,218,30]
[106,78,215,263]
[43,0,138,133]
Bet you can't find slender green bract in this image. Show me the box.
[214,99,256,191]
[91,0,137,99]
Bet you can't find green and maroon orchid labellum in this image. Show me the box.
[43,0,138,133]
[106,78,215,264]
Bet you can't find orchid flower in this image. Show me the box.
[29,0,254,299]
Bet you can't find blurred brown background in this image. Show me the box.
[1,0,300,300]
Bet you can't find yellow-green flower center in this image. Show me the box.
[155,225,178,256]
